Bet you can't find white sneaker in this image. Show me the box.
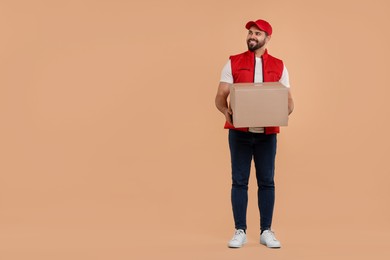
[260,230,281,248]
[228,229,247,248]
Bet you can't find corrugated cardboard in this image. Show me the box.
[230,82,289,128]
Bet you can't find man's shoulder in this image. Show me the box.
[229,50,251,59]
[263,50,283,63]
[266,53,283,63]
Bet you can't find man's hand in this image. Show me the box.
[224,107,233,125]
[215,82,232,123]
[288,90,294,115]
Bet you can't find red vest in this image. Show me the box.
[224,49,284,134]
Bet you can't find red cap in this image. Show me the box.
[245,19,272,36]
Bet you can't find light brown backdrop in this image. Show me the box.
[1,0,390,259]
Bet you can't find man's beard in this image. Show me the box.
[247,38,266,51]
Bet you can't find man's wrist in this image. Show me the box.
[221,107,228,114]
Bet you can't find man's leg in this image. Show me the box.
[228,130,253,231]
[253,133,277,231]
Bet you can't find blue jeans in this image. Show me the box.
[228,129,277,231]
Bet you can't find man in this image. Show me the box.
[215,19,294,249]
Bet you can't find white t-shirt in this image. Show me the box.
[220,57,290,133]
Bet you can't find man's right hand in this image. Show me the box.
[215,81,233,124]
[224,107,233,125]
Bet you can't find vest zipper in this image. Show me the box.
[261,55,264,82]
[253,54,256,82]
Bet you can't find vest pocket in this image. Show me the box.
[266,71,280,81]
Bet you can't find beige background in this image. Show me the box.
[1,0,390,259]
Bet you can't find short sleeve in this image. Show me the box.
[220,60,233,84]
[279,65,290,88]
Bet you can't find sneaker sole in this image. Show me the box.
[260,241,281,248]
[260,242,282,248]
[228,240,247,248]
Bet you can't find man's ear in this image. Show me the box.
[265,35,272,43]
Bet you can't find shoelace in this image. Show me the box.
[264,230,277,241]
[232,230,245,240]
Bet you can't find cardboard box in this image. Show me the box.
[230,82,289,128]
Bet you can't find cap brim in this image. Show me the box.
[245,21,258,30]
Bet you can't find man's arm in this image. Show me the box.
[288,90,294,115]
[280,65,294,115]
[215,82,233,125]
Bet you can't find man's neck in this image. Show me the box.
[254,48,266,58]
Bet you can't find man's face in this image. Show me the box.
[246,26,269,51]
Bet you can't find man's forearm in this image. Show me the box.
[215,95,229,114]
[288,91,294,115]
